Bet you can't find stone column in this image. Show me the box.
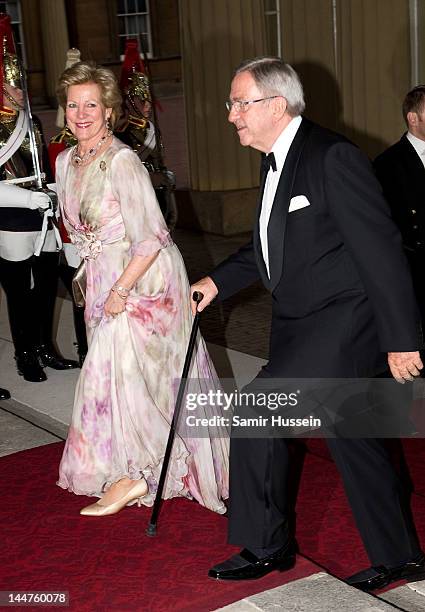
[179,0,267,234]
[281,0,411,158]
[410,0,425,86]
[39,0,70,106]
[280,0,338,132]
[20,0,46,105]
[335,0,410,157]
[418,1,425,84]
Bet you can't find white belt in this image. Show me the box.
[34,207,62,256]
[0,228,57,261]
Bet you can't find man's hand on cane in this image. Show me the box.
[388,351,423,383]
[190,276,218,314]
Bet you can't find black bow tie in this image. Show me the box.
[263,152,277,173]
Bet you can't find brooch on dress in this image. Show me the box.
[99,160,107,172]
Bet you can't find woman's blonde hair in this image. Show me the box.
[56,61,122,128]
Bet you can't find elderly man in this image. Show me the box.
[192,57,425,590]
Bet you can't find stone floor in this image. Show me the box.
[0,406,60,457]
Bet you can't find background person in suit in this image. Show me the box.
[192,57,425,590]
[374,85,425,335]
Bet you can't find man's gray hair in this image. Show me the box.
[235,56,305,116]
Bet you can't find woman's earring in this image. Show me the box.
[106,118,111,131]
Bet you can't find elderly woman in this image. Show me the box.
[56,61,229,516]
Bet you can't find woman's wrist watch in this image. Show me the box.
[111,284,130,300]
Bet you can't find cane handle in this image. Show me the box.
[192,291,204,304]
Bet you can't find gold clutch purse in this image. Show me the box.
[72,260,87,308]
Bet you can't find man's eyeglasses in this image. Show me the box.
[225,96,280,113]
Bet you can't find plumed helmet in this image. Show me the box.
[119,38,151,102]
[0,13,20,90]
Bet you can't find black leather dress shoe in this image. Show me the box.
[397,553,425,581]
[208,543,295,581]
[15,351,47,382]
[36,344,79,370]
[0,387,10,400]
[346,552,425,591]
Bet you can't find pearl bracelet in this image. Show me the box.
[111,284,130,300]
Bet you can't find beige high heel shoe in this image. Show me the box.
[80,479,148,516]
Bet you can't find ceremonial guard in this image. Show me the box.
[117,39,177,230]
[0,13,78,382]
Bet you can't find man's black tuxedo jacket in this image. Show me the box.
[374,133,425,254]
[211,119,421,378]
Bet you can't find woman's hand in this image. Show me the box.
[103,251,158,319]
[104,290,127,318]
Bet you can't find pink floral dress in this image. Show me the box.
[56,138,229,512]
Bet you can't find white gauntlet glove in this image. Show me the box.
[0,182,52,210]
[29,191,52,210]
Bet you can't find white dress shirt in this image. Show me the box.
[407,131,425,169]
[259,115,302,277]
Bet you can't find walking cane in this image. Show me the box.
[146,290,204,536]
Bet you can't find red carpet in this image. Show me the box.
[0,443,319,612]
[3,439,425,610]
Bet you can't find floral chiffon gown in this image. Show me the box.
[56,137,229,512]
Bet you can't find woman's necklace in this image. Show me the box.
[72,129,112,166]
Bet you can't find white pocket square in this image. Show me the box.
[288,195,310,212]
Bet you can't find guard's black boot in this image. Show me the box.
[73,304,88,369]
[0,387,11,400]
[58,260,88,369]
[32,254,79,370]
[77,347,87,369]
[0,256,41,381]
[15,350,47,382]
[36,344,78,370]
